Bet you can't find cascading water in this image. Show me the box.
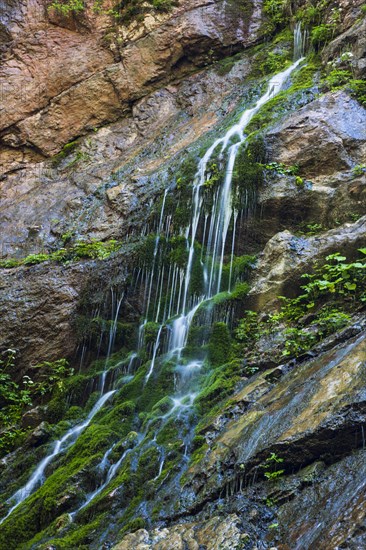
[0,390,115,525]
[140,57,305,373]
[294,21,308,61]
[0,47,305,528]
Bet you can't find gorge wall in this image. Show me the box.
[0,0,365,548]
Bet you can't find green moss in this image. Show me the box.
[245,66,318,134]
[325,69,352,90]
[259,51,291,76]
[0,239,123,270]
[349,79,366,106]
[195,358,241,417]
[45,396,68,423]
[155,418,180,446]
[39,515,106,549]
[119,516,146,537]
[208,322,232,367]
[137,446,160,480]
[231,136,265,208]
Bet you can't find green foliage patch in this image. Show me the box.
[235,249,366,361]
[0,239,122,269]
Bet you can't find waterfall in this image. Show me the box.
[294,21,308,61]
[160,58,304,361]
[0,49,305,526]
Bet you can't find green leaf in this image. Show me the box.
[344,282,357,291]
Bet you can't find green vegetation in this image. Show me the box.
[208,322,232,366]
[48,0,175,20]
[262,0,287,36]
[352,164,366,177]
[349,79,366,107]
[261,452,285,480]
[235,249,366,362]
[0,239,122,269]
[48,0,85,16]
[0,350,32,456]
[246,60,321,134]
[0,353,73,457]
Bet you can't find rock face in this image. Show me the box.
[256,92,366,242]
[0,0,366,549]
[0,0,262,156]
[0,262,90,371]
[115,515,246,550]
[266,92,366,178]
[0,55,254,257]
[183,332,366,497]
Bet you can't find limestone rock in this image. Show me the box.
[26,421,51,447]
[21,406,45,428]
[247,216,366,310]
[266,92,366,178]
[114,515,245,549]
[184,332,366,509]
[0,56,252,257]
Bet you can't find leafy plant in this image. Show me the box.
[261,452,284,480]
[262,0,287,34]
[352,164,366,177]
[0,350,32,456]
[325,69,352,90]
[282,327,316,357]
[235,310,259,346]
[235,249,366,363]
[348,79,366,107]
[311,24,333,50]
[48,0,85,16]
[31,359,74,397]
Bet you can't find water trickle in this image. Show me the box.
[294,21,308,61]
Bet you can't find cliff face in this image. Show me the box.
[0,0,366,549]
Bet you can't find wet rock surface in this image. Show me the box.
[114,514,247,550]
[114,331,366,549]
[183,332,366,507]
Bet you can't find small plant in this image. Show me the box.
[348,80,366,106]
[282,327,316,357]
[261,452,284,480]
[311,24,333,50]
[259,51,291,76]
[263,162,299,176]
[31,359,74,397]
[352,164,366,177]
[235,310,259,346]
[325,69,352,90]
[298,222,325,236]
[0,349,33,456]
